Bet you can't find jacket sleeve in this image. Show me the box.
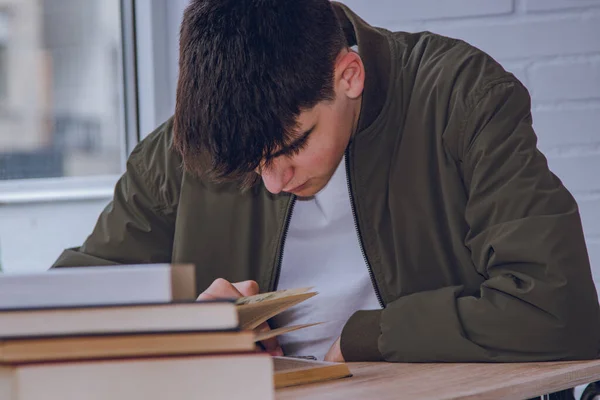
[52,121,178,268]
[341,79,600,362]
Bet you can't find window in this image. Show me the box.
[0,0,125,181]
[0,10,8,100]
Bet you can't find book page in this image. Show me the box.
[254,323,322,342]
[273,356,352,389]
[235,287,313,305]
[274,356,341,372]
[237,292,317,330]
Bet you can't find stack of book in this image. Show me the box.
[0,264,351,400]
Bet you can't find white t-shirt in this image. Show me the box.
[270,155,381,360]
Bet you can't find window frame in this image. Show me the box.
[0,0,164,205]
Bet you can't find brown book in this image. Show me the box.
[273,356,352,388]
[0,331,256,364]
[0,325,330,364]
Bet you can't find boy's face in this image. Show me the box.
[257,50,365,197]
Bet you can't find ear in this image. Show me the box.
[334,50,365,100]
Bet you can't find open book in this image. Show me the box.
[236,288,353,387]
[273,356,352,389]
[0,287,323,362]
[235,287,321,342]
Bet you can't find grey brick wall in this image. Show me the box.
[339,0,600,281]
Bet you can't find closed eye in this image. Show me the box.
[281,135,310,157]
[269,125,315,159]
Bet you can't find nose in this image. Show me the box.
[261,164,294,194]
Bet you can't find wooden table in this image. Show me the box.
[277,360,600,399]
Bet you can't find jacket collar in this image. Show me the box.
[332,2,392,136]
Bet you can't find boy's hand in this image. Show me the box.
[324,337,344,363]
[197,278,259,300]
[197,279,284,356]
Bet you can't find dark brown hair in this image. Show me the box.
[173,0,346,186]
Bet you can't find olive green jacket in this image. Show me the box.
[53,3,600,362]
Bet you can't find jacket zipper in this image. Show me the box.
[271,150,385,310]
[272,195,296,291]
[345,149,385,309]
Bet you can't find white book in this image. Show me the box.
[0,264,196,309]
[0,353,274,400]
[0,301,238,338]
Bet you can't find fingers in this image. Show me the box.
[256,322,284,357]
[232,280,260,297]
[197,278,243,301]
[197,280,282,356]
[261,338,283,357]
[197,279,260,300]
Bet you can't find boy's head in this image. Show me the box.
[174,0,365,196]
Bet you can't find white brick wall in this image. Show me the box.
[533,106,600,148]
[339,0,600,278]
[529,57,600,101]
[580,200,600,237]
[338,0,513,23]
[525,0,600,12]
[426,15,600,60]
